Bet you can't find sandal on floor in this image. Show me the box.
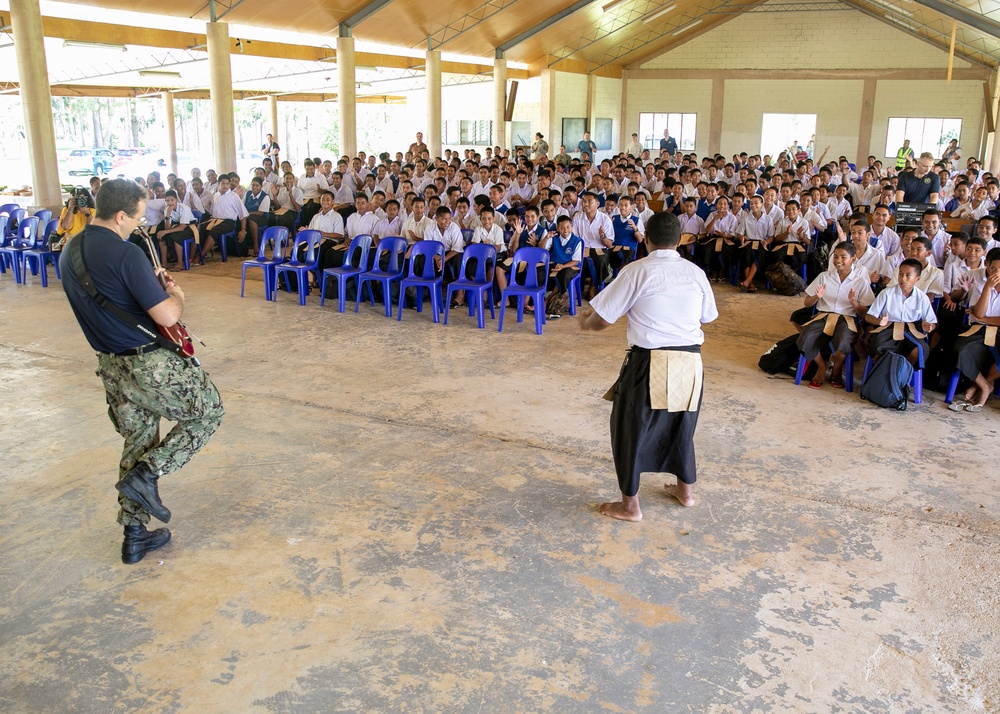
[808,379,823,389]
[738,283,748,293]
[965,403,984,412]
[747,284,758,293]
[830,379,845,389]
[948,400,971,412]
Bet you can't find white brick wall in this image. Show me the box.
[641,1,971,70]
[871,80,984,161]
[624,79,714,156]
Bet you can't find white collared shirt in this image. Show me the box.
[965,269,1000,321]
[589,249,718,348]
[738,212,773,241]
[572,211,615,249]
[210,190,249,221]
[346,210,380,239]
[888,262,944,297]
[805,266,875,316]
[424,222,465,253]
[677,213,705,236]
[165,202,195,225]
[308,208,344,237]
[868,285,937,324]
[298,173,329,201]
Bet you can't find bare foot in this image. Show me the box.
[664,483,697,507]
[599,501,642,522]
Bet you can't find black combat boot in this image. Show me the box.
[121,524,171,564]
[115,462,171,523]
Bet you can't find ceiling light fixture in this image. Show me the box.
[62,40,127,52]
[671,18,702,35]
[138,70,183,78]
[641,3,677,23]
[602,0,629,12]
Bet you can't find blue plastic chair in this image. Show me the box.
[4,208,26,241]
[22,219,61,287]
[498,246,549,335]
[321,234,373,312]
[275,230,323,305]
[397,239,445,322]
[34,209,52,227]
[355,236,407,317]
[0,214,12,279]
[0,216,40,284]
[566,264,583,317]
[793,313,861,392]
[240,226,288,300]
[217,227,239,262]
[0,203,18,215]
[444,243,497,329]
[460,228,474,246]
[945,345,1000,404]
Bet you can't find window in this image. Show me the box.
[760,113,817,160]
[638,113,696,152]
[442,119,493,147]
[884,117,962,160]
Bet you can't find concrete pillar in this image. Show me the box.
[540,69,556,152]
[163,91,178,175]
[494,52,507,149]
[268,94,279,149]
[337,32,357,158]
[426,48,442,159]
[9,0,62,209]
[206,21,237,173]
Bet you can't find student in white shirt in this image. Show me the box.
[272,172,303,234]
[736,194,772,291]
[868,204,900,260]
[423,206,466,300]
[797,241,875,389]
[402,197,432,245]
[572,192,616,298]
[372,199,402,242]
[700,195,738,282]
[204,173,249,258]
[889,236,944,297]
[298,160,328,227]
[345,194,380,240]
[153,190,197,265]
[828,220,891,287]
[920,209,951,267]
[951,247,1000,411]
[864,258,937,366]
[769,200,811,273]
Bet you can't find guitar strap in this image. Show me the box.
[66,231,189,359]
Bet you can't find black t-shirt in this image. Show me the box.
[59,226,169,353]
[897,170,940,203]
[660,137,678,155]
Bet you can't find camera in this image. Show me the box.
[71,187,92,210]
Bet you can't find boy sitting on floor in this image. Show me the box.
[864,258,937,367]
[797,241,875,389]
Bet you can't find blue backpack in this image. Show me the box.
[860,352,914,411]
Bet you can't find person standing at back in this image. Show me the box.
[580,212,718,521]
[59,179,224,564]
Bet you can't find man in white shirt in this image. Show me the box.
[581,211,718,521]
[920,209,951,267]
[868,204,900,260]
[572,192,616,298]
[625,133,643,158]
[298,160,329,227]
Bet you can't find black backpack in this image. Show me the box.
[860,352,914,410]
[765,263,805,296]
[758,334,818,379]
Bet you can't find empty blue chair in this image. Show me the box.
[445,243,497,329]
[0,203,18,215]
[34,209,52,227]
[0,214,11,279]
[4,208,26,241]
[356,236,407,317]
[275,230,323,306]
[22,219,61,287]
[498,246,549,335]
[397,239,445,322]
[321,234,373,312]
[461,228,474,246]
[0,216,40,284]
[240,226,288,300]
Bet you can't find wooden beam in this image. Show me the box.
[625,67,993,81]
[948,21,957,83]
[985,80,996,134]
[532,56,622,79]
[27,16,529,78]
[30,83,406,102]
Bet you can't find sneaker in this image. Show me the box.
[546,313,562,320]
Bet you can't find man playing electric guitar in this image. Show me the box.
[60,179,225,565]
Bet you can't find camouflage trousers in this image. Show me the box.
[96,348,225,526]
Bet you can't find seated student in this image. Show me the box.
[797,241,875,389]
[663,181,684,214]
[243,176,271,251]
[402,196,431,244]
[472,206,507,297]
[942,232,978,298]
[768,199,811,273]
[699,195,738,282]
[541,214,583,316]
[829,219,892,288]
[202,173,249,258]
[864,258,937,366]
[609,195,644,274]
[951,247,1000,412]
[423,206,466,304]
[372,199,402,243]
[189,176,213,216]
[696,183,718,220]
[736,193,773,292]
[677,196,705,239]
[888,236,944,298]
[572,191,616,297]
[888,226,919,270]
[603,193,618,217]
[298,159,328,227]
[868,204,900,259]
[977,215,1000,252]
[508,205,546,252]
[310,190,347,269]
[328,171,356,220]
[154,189,198,265]
[920,209,951,267]
[936,235,987,346]
[271,172,303,234]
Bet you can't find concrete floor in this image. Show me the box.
[1,260,998,713]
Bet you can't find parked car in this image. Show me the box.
[66,148,115,176]
[113,147,157,169]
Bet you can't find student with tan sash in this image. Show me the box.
[581,212,718,522]
[951,247,1000,412]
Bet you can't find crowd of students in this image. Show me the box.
[66,136,999,407]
